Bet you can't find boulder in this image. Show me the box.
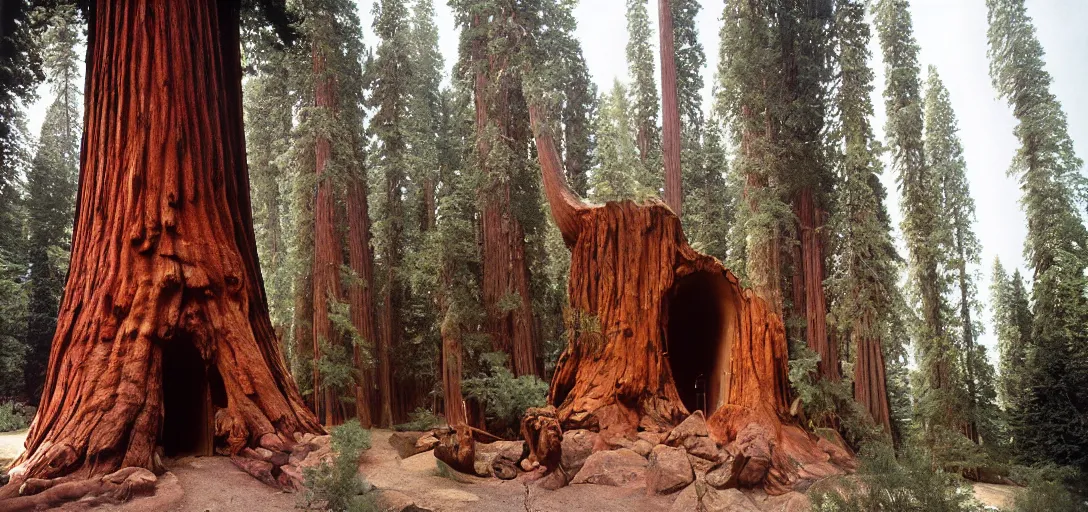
[560,429,598,475]
[637,431,666,446]
[647,445,694,494]
[492,458,519,480]
[665,411,709,446]
[476,440,525,463]
[389,431,428,459]
[684,436,720,461]
[728,424,773,487]
[570,448,647,487]
[535,468,570,491]
[377,489,434,512]
[632,439,654,457]
[701,487,761,512]
[705,456,742,489]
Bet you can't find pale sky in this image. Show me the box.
[25,1,1087,363]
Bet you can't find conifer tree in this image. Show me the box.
[683,112,731,263]
[717,0,789,313]
[291,0,373,425]
[23,4,82,400]
[370,0,414,424]
[626,0,661,193]
[591,80,641,202]
[924,67,1001,448]
[827,0,902,438]
[561,50,597,198]
[987,0,1088,468]
[990,259,1032,447]
[669,0,707,230]
[874,0,956,437]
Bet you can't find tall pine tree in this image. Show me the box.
[990,258,1032,448]
[874,0,957,441]
[23,4,82,400]
[626,0,661,193]
[591,80,641,202]
[987,0,1088,468]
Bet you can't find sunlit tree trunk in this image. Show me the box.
[1,0,322,491]
[658,0,682,215]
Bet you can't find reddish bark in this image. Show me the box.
[0,0,322,494]
[530,105,850,494]
[311,40,345,426]
[658,0,682,217]
[472,23,541,378]
[345,173,377,427]
[852,316,893,435]
[791,189,840,381]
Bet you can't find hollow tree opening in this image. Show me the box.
[665,271,735,415]
[161,340,214,457]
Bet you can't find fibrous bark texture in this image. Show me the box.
[0,0,322,494]
[852,321,892,435]
[346,174,377,427]
[791,189,839,381]
[311,40,346,426]
[658,0,682,216]
[531,105,851,495]
[472,31,541,378]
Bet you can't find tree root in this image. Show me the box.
[0,467,158,512]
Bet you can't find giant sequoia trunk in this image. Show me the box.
[791,189,840,381]
[852,320,893,436]
[472,26,541,378]
[311,39,347,426]
[0,0,322,494]
[658,0,682,216]
[346,171,378,427]
[530,106,850,494]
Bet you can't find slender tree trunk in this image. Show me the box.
[658,0,682,216]
[311,42,345,426]
[741,104,783,317]
[439,269,466,427]
[1,0,321,489]
[346,171,377,427]
[472,23,541,378]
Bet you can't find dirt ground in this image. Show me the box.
[0,429,1023,511]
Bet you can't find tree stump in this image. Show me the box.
[530,105,852,494]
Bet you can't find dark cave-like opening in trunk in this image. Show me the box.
[161,339,216,457]
[665,271,736,415]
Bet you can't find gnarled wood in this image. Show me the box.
[530,104,852,494]
[0,0,322,499]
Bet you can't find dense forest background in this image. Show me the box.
[1,0,1086,507]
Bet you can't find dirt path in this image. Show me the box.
[0,430,27,467]
[973,482,1020,510]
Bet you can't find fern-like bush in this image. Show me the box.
[808,442,982,512]
[463,352,548,438]
[393,407,441,432]
[301,420,376,512]
[0,401,30,432]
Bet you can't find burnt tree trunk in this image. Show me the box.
[311,40,345,426]
[530,105,850,494]
[658,0,682,216]
[346,171,377,427]
[1,0,322,492]
[472,23,541,378]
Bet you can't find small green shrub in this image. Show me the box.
[463,352,548,438]
[0,401,30,432]
[393,407,441,432]
[1010,465,1084,512]
[809,442,983,512]
[301,420,377,512]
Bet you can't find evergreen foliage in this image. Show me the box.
[590,80,642,202]
[625,0,662,193]
[22,4,82,400]
[826,0,910,441]
[300,420,376,512]
[874,0,960,447]
[987,0,1088,469]
[462,352,548,438]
